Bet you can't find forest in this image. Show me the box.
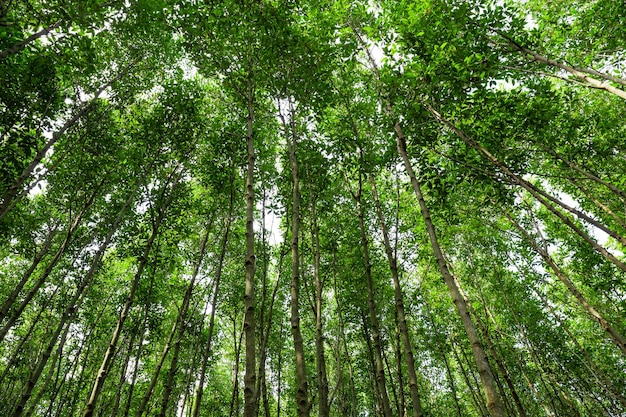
[1,0,625,416]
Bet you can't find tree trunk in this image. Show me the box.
[82,172,180,417]
[424,104,626,274]
[530,285,626,410]
[157,225,212,417]
[309,179,330,417]
[135,321,177,417]
[0,225,58,322]
[539,144,626,203]
[360,310,384,417]
[452,343,489,417]
[109,331,136,417]
[0,59,140,221]
[352,173,393,417]
[497,200,626,355]
[370,175,424,417]
[351,27,504,416]
[192,170,235,417]
[242,67,257,417]
[394,127,504,417]
[333,262,358,417]
[458,277,528,417]
[229,318,245,417]
[284,97,311,417]
[0,181,102,343]
[498,33,626,100]
[0,20,63,59]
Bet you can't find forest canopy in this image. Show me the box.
[1,1,626,416]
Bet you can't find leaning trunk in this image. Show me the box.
[370,175,424,417]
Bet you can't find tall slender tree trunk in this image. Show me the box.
[351,172,393,417]
[82,172,180,417]
[352,26,504,416]
[255,184,283,417]
[229,318,245,417]
[157,225,212,417]
[135,321,178,417]
[308,175,330,417]
[370,175,424,417]
[460,278,528,417]
[53,292,112,417]
[392,122,504,417]
[191,179,235,417]
[256,239,285,417]
[360,310,383,417]
[567,178,626,230]
[531,287,626,410]
[496,200,626,355]
[452,343,489,417]
[243,66,257,417]
[109,330,136,417]
[333,262,358,417]
[441,344,463,417]
[0,182,102,343]
[284,98,310,417]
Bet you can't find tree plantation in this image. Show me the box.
[1,0,626,416]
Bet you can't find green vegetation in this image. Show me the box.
[1,1,625,416]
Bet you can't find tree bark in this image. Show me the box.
[243,67,257,417]
[0,20,63,59]
[370,175,424,417]
[82,171,180,417]
[0,58,140,222]
[497,200,626,355]
[498,33,626,100]
[284,97,311,417]
[351,171,393,417]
